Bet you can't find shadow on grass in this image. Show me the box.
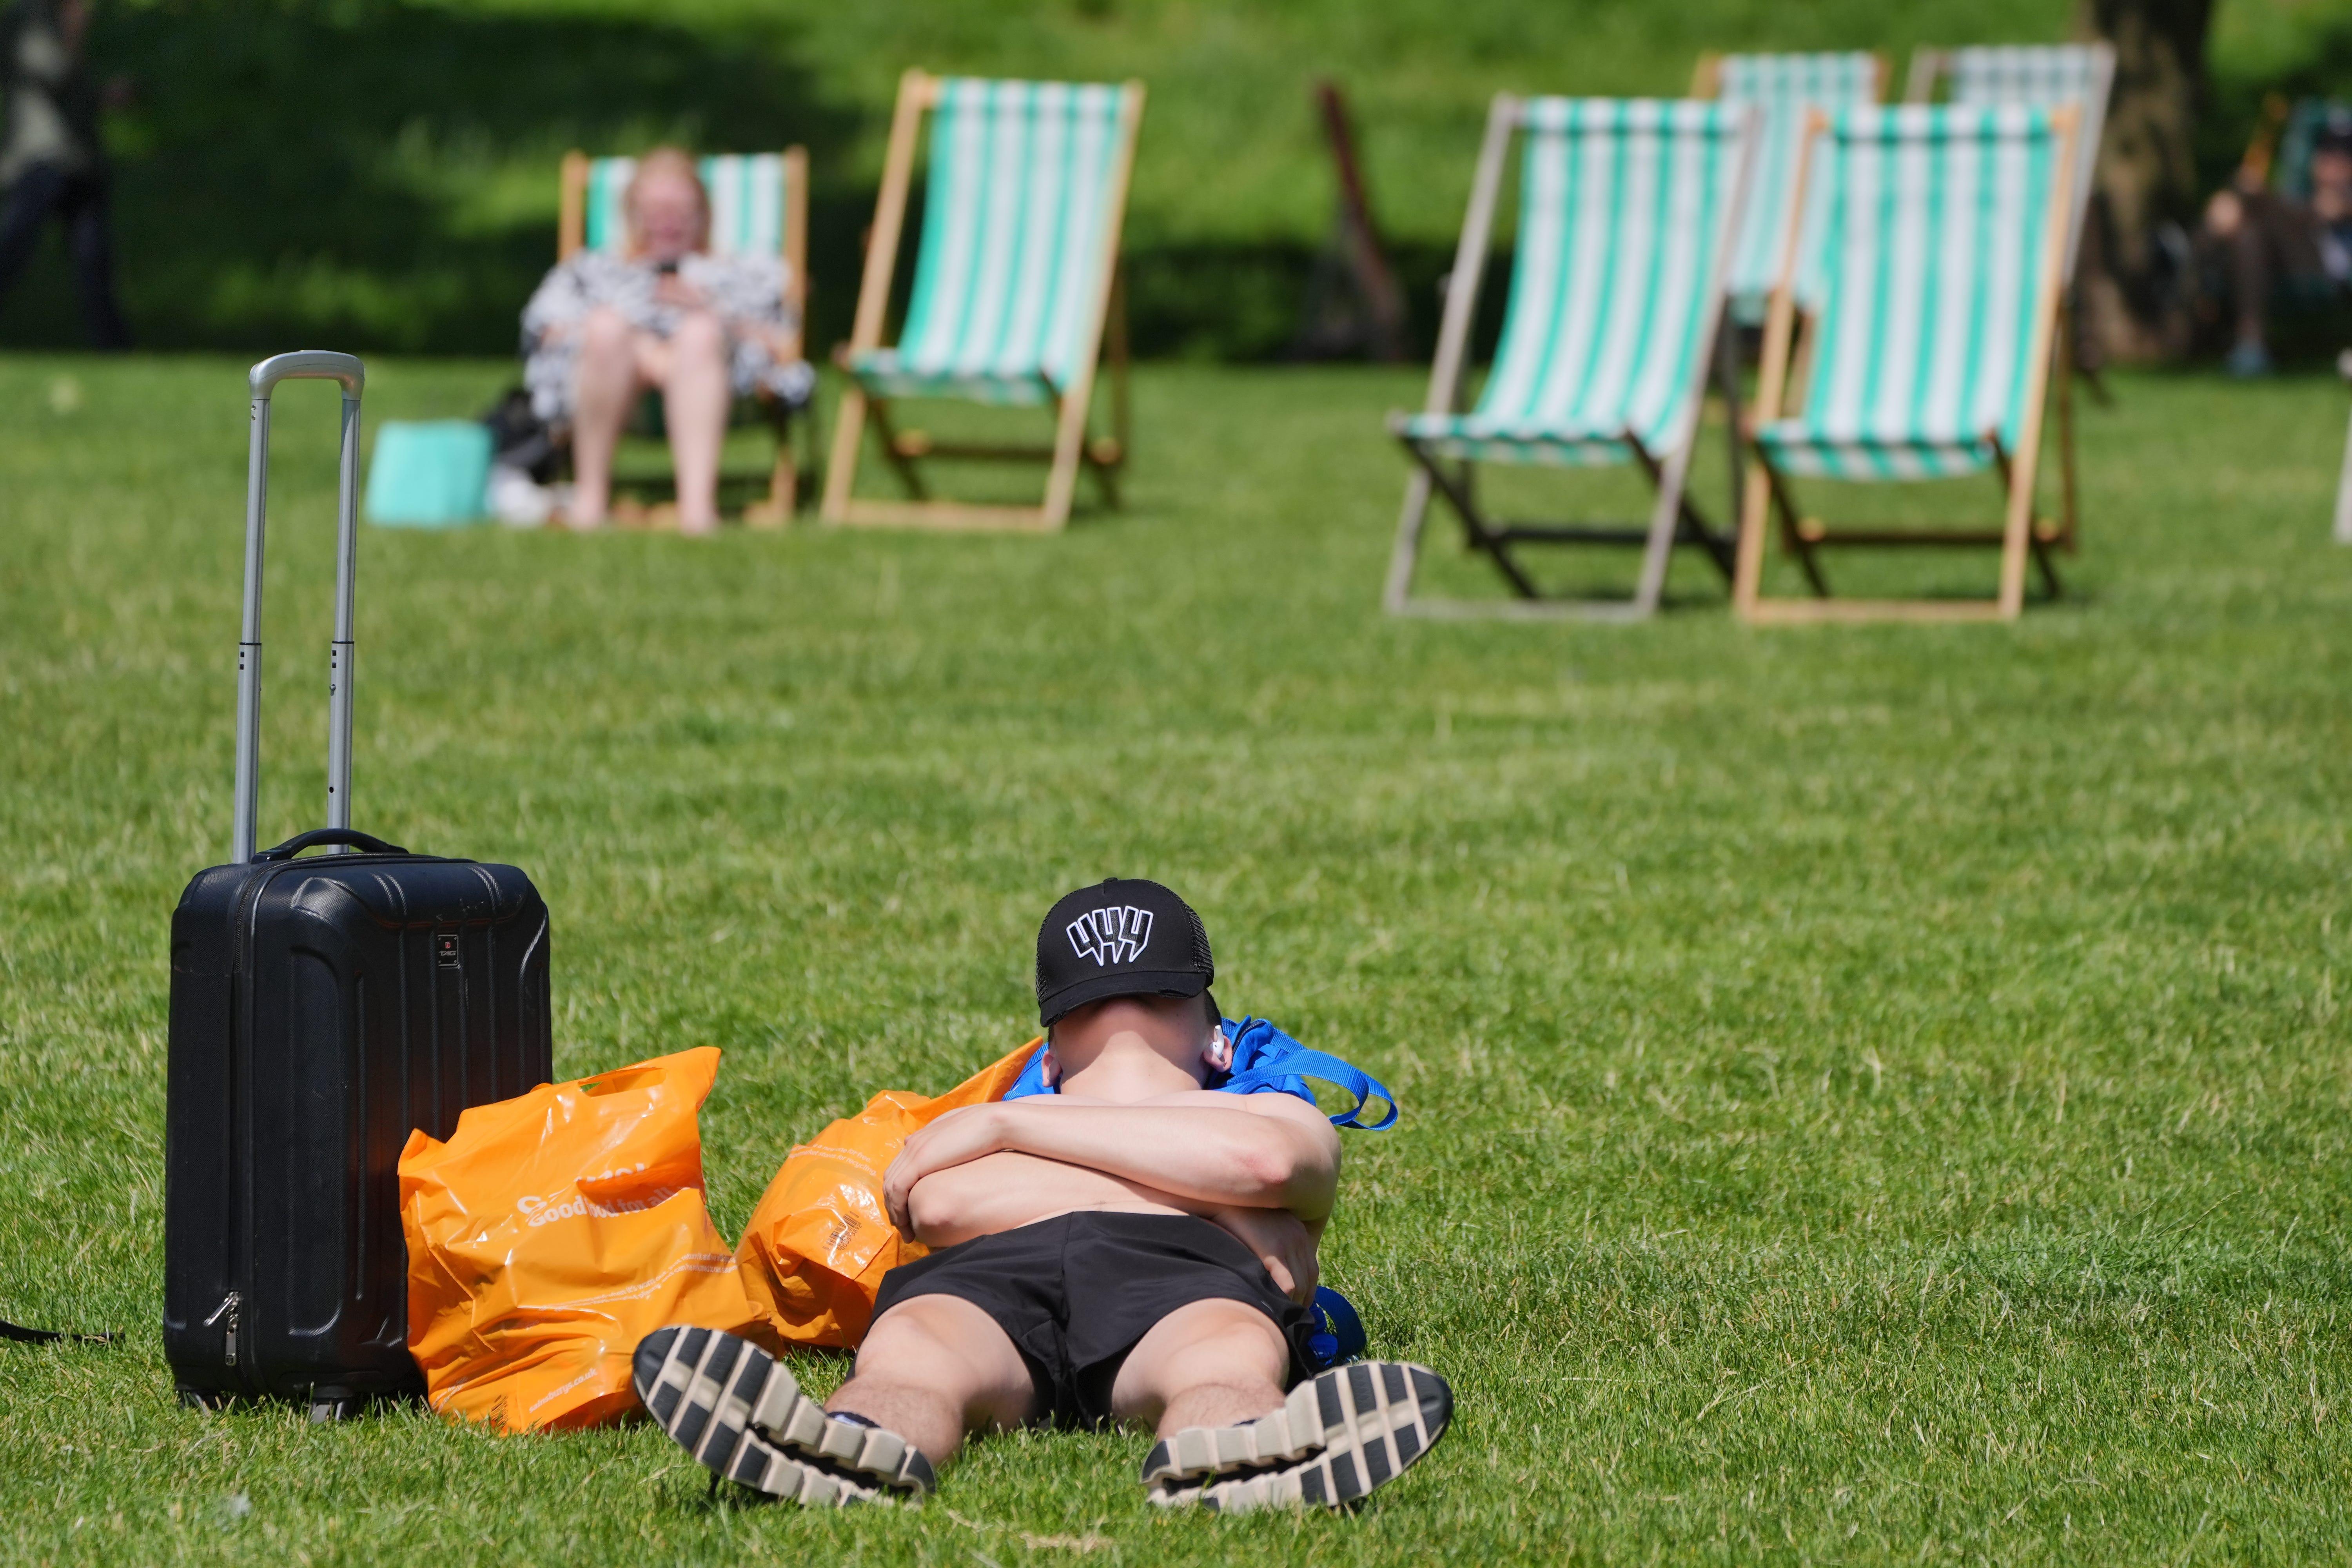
[0,0,1519,365]
[0,0,861,355]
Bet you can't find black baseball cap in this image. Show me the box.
[2320,107,2352,158]
[1035,877,1218,1029]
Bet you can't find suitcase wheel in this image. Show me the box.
[307,1390,365,1423]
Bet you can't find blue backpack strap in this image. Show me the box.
[1214,1018,1399,1131]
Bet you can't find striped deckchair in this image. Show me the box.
[1383,97,1761,619]
[2239,96,2352,201]
[564,152,806,264]
[1733,105,2080,623]
[1906,44,2115,532]
[556,149,812,522]
[822,70,1145,531]
[1905,45,2111,278]
[1694,52,1884,318]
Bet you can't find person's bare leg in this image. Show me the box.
[1109,1297,1289,1436]
[2228,207,2272,355]
[828,1294,1038,1469]
[569,306,642,527]
[656,309,730,534]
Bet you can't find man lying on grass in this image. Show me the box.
[635,877,1451,1513]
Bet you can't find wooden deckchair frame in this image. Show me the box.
[557,147,814,524]
[2230,93,2352,200]
[1732,107,2079,624]
[1382,95,1755,622]
[820,69,1144,533]
[1906,43,2114,530]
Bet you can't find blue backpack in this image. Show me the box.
[1002,1016,1398,1131]
[1001,1016,1394,1370]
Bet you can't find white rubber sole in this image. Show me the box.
[632,1325,934,1504]
[1142,1361,1452,1513]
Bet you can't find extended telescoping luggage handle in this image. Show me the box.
[233,352,367,865]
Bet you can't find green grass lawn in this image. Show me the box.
[4,354,2352,1563]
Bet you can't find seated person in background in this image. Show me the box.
[519,147,809,534]
[635,878,1452,1514]
[2198,108,2352,377]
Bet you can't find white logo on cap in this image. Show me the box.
[1068,905,1153,966]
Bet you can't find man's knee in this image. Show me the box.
[1110,1298,1288,1421]
[848,1295,1033,1414]
[2204,188,2244,239]
[856,1295,981,1371]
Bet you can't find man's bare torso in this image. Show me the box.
[906,1089,1320,1245]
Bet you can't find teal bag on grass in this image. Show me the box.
[365,421,492,526]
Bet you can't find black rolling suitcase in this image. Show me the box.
[163,352,554,1417]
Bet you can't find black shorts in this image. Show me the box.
[869,1211,1315,1429]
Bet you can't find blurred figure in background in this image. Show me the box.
[520,147,806,534]
[0,0,132,348]
[2196,107,2352,377]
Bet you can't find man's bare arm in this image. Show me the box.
[904,1151,1175,1245]
[905,1151,1323,1302]
[886,1096,1341,1232]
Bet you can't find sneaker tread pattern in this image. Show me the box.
[632,1326,926,1506]
[1143,1361,1452,1515]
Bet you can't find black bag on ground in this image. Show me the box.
[480,385,558,481]
[163,354,553,1419]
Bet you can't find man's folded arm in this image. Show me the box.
[985,1099,1341,1222]
[904,1152,1173,1246]
[903,1151,1324,1302]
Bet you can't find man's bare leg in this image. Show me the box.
[829,1294,1039,1468]
[1109,1297,1289,1434]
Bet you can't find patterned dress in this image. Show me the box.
[519,249,814,422]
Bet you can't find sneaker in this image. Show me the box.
[632,1326,936,1505]
[1141,1361,1452,1513]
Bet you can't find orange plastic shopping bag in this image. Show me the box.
[399,1046,780,1432]
[735,1040,1040,1347]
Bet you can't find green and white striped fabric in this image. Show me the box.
[1755,107,2067,481]
[850,78,1135,407]
[1944,44,2111,275]
[583,154,789,258]
[1947,44,2108,106]
[2271,98,2348,201]
[1399,100,1753,468]
[1717,52,1881,312]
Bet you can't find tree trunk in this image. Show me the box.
[2077,0,2216,361]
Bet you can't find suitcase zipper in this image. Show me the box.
[203,1291,240,1366]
